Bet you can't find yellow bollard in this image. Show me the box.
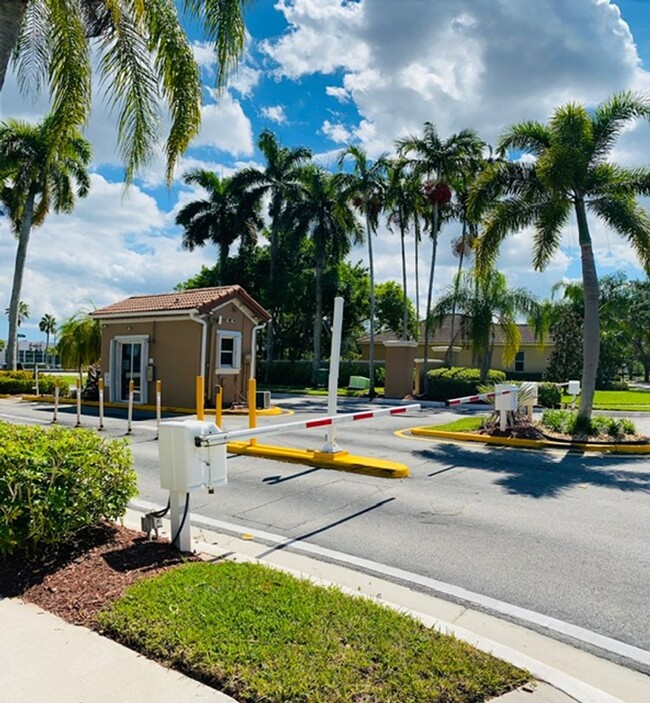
[215,384,223,428]
[196,376,205,421]
[248,378,257,446]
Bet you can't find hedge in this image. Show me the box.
[0,370,70,396]
[259,360,386,387]
[0,422,136,555]
[424,367,507,401]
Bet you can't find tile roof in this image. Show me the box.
[91,286,271,321]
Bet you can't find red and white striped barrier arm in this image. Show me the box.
[195,404,421,447]
[446,389,513,407]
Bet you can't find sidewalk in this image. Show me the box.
[2,506,649,703]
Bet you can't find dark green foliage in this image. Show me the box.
[424,366,506,401]
[537,382,562,408]
[99,561,529,703]
[543,307,583,383]
[0,371,69,396]
[0,422,136,555]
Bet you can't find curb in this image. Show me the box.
[226,441,409,478]
[408,427,650,454]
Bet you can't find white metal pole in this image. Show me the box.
[75,371,82,427]
[98,378,105,431]
[35,365,39,396]
[322,296,344,453]
[52,378,59,424]
[127,379,134,434]
[156,379,162,438]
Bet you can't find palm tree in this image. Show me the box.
[0,116,91,371]
[397,123,485,372]
[431,268,539,382]
[470,91,650,420]
[336,146,388,396]
[39,313,56,366]
[57,310,101,372]
[284,166,361,384]
[385,158,418,341]
[4,300,29,367]
[232,130,312,364]
[176,169,261,284]
[0,0,249,183]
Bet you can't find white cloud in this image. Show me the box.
[192,94,254,156]
[321,119,351,143]
[261,105,287,124]
[326,86,350,103]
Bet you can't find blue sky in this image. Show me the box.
[2,0,650,344]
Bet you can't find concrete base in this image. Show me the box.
[226,441,409,478]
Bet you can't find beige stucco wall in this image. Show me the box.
[100,302,263,409]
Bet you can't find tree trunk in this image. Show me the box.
[311,258,323,386]
[413,214,421,341]
[366,215,376,396]
[7,190,35,370]
[399,210,408,340]
[218,242,229,285]
[0,0,27,91]
[422,202,439,371]
[575,196,600,421]
[446,220,467,366]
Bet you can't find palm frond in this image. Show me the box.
[592,90,650,161]
[498,121,551,155]
[531,197,570,270]
[13,0,51,96]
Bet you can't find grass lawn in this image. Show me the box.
[563,389,650,410]
[99,562,528,703]
[427,417,486,432]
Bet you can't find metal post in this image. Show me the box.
[156,380,162,437]
[52,378,59,424]
[98,377,105,431]
[196,376,205,421]
[127,379,134,434]
[170,489,192,552]
[215,384,222,428]
[248,377,257,446]
[322,296,344,453]
[75,371,82,427]
[34,365,39,396]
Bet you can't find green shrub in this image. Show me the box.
[599,380,629,391]
[540,410,637,438]
[259,360,386,388]
[424,367,506,401]
[620,418,636,435]
[541,409,569,433]
[0,422,136,555]
[0,374,70,396]
[537,382,562,408]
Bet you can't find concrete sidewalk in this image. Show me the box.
[2,506,649,703]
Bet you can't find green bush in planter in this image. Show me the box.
[0,422,136,555]
[0,375,70,396]
[537,382,562,408]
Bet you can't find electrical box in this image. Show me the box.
[568,380,581,396]
[494,384,518,411]
[256,390,271,409]
[159,420,227,492]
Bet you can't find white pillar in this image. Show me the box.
[169,490,192,552]
[322,296,344,453]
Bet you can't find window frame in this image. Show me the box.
[215,330,242,374]
[514,350,525,373]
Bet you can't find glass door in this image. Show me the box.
[117,340,144,402]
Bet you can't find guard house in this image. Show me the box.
[91,286,271,409]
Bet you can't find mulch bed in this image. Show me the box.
[0,523,198,628]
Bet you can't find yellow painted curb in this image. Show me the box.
[408,426,650,454]
[19,395,290,417]
[226,441,409,479]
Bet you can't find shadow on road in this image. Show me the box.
[413,444,650,498]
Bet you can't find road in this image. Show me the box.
[2,396,649,670]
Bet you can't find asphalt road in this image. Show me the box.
[2,396,649,669]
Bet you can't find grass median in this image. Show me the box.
[98,561,529,703]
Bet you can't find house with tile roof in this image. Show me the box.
[360,315,554,378]
[91,286,271,409]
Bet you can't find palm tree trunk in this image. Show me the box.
[399,211,408,340]
[422,202,439,372]
[312,258,324,386]
[446,220,467,366]
[575,196,600,420]
[218,242,229,285]
[7,190,35,370]
[413,214,421,341]
[0,0,27,91]
[366,215,376,396]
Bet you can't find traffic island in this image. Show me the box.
[407,426,650,454]
[226,441,410,478]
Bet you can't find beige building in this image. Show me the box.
[361,316,554,377]
[91,286,271,409]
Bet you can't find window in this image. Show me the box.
[216,331,242,373]
[514,351,525,372]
